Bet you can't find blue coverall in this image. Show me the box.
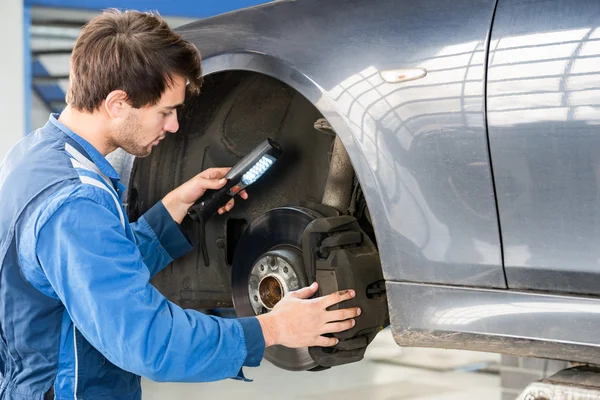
[0,114,265,400]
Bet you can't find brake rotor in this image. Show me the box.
[232,206,323,371]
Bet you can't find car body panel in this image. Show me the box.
[177,0,506,288]
[388,281,600,364]
[487,0,600,295]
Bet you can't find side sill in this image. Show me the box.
[388,281,600,364]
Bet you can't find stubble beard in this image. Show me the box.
[112,113,152,158]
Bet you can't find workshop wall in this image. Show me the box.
[0,1,25,160]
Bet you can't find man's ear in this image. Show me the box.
[104,90,130,119]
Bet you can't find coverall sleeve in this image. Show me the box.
[34,196,265,382]
[129,201,193,278]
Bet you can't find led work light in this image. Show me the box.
[188,138,283,265]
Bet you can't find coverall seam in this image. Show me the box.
[136,216,171,264]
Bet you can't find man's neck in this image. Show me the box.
[58,106,116,156]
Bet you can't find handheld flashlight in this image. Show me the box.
[188,138,283,265]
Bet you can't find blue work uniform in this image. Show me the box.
[0,114,265,400]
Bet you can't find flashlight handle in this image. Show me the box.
[188,179,238,222]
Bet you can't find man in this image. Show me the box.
[0,9,360,400]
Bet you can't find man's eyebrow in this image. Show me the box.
[164,103,184,110]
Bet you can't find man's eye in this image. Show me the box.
[162,111,173,117]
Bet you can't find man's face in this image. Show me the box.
[113,75,186,157]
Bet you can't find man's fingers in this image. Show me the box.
[199,167,230,180]
[290,282,318,299]
[197,176,227,191]
[217,198,235,214]
[325,307,361,323]
[315,336,339,347]
[320,289,356,309]
[321,319,355,334]
[230,186,249,200]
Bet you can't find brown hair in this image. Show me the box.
[66,9,202,112]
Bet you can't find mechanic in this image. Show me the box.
[0,9,360,400]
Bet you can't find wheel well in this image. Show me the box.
[128,71,374,309]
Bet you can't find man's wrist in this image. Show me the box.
[256,314,279,347]
[161,191,190,224]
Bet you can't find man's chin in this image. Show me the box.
[121,146,152,158]
[136,149,152,158]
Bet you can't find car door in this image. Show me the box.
[487,0,600,295]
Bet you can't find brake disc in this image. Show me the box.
[231,206,323,371]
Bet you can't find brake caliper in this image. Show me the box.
[302,215,389,368]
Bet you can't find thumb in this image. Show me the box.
[291,282,318,299]
[197,176,227,191]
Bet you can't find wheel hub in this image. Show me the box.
[248,249,302,314]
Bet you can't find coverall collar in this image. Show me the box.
[48,113,120,181]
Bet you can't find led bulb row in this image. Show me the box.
[242,155,275,185]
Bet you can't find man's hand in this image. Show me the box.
[162,167,248,224]
[256,282,361,348]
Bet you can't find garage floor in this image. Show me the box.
[141,328,501,400]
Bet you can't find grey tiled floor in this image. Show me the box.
[141,329,501,400]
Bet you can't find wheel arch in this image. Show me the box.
[199,51,391,275]
[110,51,393,284]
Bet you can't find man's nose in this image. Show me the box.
[164,112,179,133]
